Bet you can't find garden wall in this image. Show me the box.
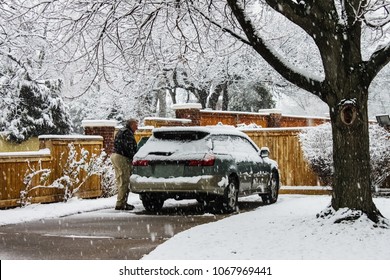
[0,135,103,208]
[0,137,39,152]
[168,103,330,128]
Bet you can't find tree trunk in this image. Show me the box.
[221,82,229,111]
[207,88,220,110]
[194,89,208,109]
[329,91,382,222]
[208,82,229,110]
[156,89,167,117]
[167,88,177,105]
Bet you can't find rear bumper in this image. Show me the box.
[130,174,226,196]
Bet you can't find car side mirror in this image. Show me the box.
[260,147,270,158]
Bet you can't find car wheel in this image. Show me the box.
[261,169,279,205]
[140,193,164,212]
[220,178,238,213]
[196,195,215,206]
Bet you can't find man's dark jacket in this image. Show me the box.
[113,127,138,160]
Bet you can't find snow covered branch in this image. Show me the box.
[365,41,390,82]
[226,0,324,96]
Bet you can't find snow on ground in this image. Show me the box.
[143,195,390,260]
[0,193,192,226]
[1,193,390,260]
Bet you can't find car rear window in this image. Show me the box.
[153,130,209,141]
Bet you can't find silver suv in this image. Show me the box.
[130,126,280,213]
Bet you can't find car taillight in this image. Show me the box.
[133,159,149,166]
[187,154,215,166]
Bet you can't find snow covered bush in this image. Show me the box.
[22,144,115,206]
[298,123,333,185]
[299,123,390,191]
[21,161,51,207]
[0,75,72,143]
[370,125,390,191]
[99,157,117,198]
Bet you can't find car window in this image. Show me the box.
[212,135,258,153]
[231,136,259,154]
[211,135,233,153]
[136,134,211,158]
[154,130,209,141]
[211,135,260,163]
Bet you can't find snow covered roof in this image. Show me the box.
[0,148,51,158]
[171,103,202,110]
[144,117,192,123]
[257,109,283,114]
[38,134,103,140]
[81,120,118,127]
[239,126,307,132]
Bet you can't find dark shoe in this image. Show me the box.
[115,204,135,211]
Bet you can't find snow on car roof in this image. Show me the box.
[152,125,250,138]
[136,125,265,158]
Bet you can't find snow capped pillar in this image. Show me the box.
[259,109,282,128]
[82,120,118,154]
[172,103,202,126]
[268,113,282,127]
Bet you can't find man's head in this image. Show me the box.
[126,118,139,132]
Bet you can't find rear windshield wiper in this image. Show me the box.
[148,152,173,156]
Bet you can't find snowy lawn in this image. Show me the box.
[143,194,390,260]
[1,193,389,260]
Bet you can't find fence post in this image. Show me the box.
[82,120,118,155]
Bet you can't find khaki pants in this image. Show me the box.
[110,153,132,207]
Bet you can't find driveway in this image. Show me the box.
[0,200,262,260]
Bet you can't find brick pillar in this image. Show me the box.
[172,103,202,126]
[259,109,282,128]
[81,120,118,154]
[268,113,282,127]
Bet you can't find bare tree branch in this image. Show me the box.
[194,6,251,46]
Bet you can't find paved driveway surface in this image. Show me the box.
[0,200,262,260]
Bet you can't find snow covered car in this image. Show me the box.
[130,126,280,213]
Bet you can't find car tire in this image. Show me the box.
[220,177,238,213]
[196,193,216,205]
[261,169,279,205]
[140,193,164,212]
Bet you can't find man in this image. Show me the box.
[111,118,138,210]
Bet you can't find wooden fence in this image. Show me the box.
[242,128,327,194]
[0,135,103,208]
[0,137,39,152]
